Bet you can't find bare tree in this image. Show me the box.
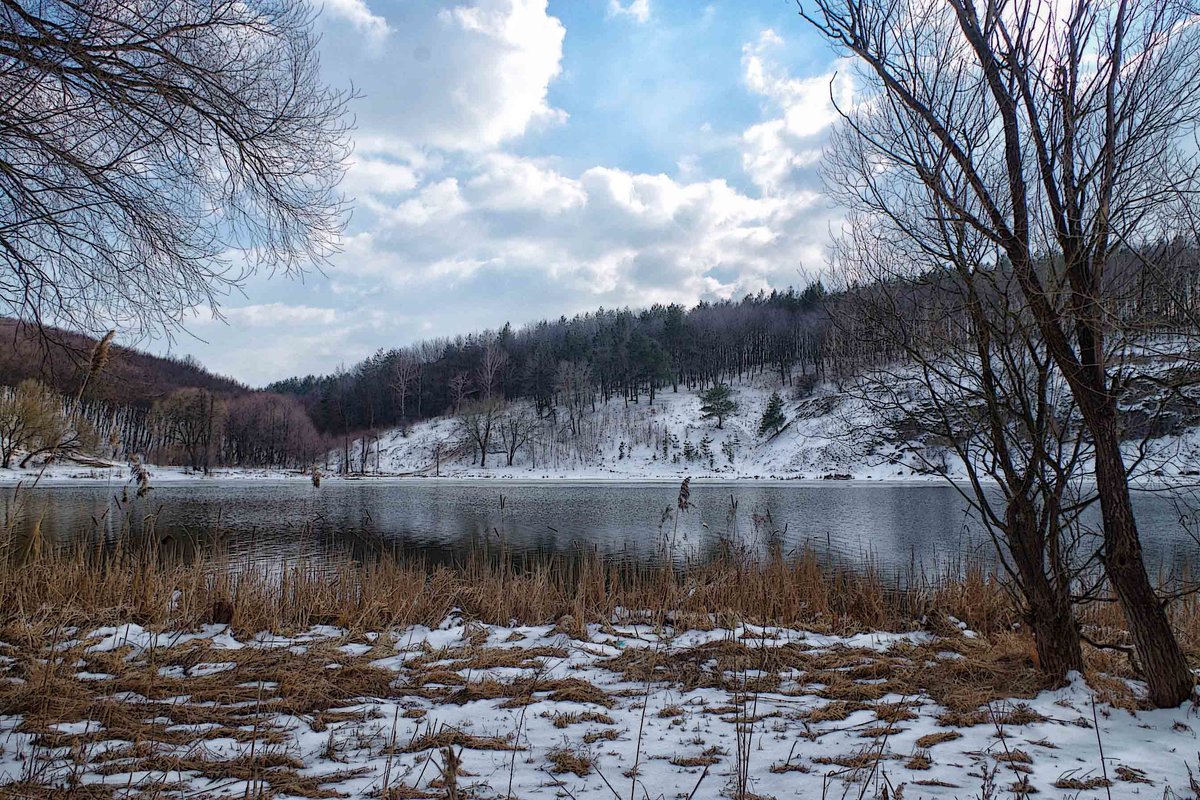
[801,0,1200,707]
[0,378,93,467]
[458,397,501,468]
[477,342,509,400]
[497,403,538,467]
[555,361,593,436]
[155,388,225,473]
[447,372,472,415]
[830,216,1095,680]
[389,352,421,420]
[0,0,352,337]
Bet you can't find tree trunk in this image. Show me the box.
[1013,256,1193,705]
[1092,414,1193,707]
[1007,501,1084,682]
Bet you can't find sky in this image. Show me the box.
[168,0,851,386]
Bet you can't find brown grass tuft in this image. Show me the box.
[547,745,594,776]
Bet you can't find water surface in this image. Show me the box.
[7,479,1199,576]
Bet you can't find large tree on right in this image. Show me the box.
[800,0,1200,706]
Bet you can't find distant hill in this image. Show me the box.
[0,319,245,407]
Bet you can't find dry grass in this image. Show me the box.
[4,531,1198,664]
[1054,774,1112,790]
[546,745,593,776]
[670,745,725,767]
[1,536,1200,796]
[0,543,1024,638]
[914,730,962,748]
[548,710,615,727]
[399,729,520,753]
[801,700,868,723]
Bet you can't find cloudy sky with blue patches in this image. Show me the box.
[174,0,851,385]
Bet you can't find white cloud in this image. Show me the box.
[740,29,853,195]
[608,0,651,23]
[383,178,468,227]
[323,0,391,51]
[465,153,586,213]
[317,0,566,153]
[222,304,341,327]
[342,157,421,198]
[335,152,829,308]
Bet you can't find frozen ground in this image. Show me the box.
[2,616,1197,798]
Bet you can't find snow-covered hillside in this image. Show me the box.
[4,364,1197,485]
[351,371,1200,481]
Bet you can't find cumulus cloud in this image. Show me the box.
[334,151,829,311]
[318,0,565,153]
[323,0,391,51]
[465,153,586,214]
[740,29,853,195]
[608,0,651,23]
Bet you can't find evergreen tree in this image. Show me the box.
[699,383,738,429]
[758,391,786,437]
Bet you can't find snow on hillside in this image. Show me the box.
[350,376,963,481]
[3,365,1197,485]
[353,370,1200,482]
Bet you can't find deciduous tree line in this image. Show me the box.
[0,380,328,471]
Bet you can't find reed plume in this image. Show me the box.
[75,330,115,406]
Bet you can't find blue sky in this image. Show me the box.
[169,0,850,385]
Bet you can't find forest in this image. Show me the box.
[2,244,1197,475]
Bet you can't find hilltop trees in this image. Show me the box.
[274,288,831,438]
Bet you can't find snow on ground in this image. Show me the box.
[3,617,1197,798]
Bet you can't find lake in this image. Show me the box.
[4,479,1199,576]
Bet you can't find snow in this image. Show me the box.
[343,372,1200,482]
[4,617,1199,798]
[3,368,1199,485]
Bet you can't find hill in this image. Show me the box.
[345,364,1200,481]
[0,319,245,408]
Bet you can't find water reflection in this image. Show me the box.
[3,479,1198,574]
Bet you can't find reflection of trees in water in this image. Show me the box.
[4,481,1196,577]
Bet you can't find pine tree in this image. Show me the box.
[758,391,786,437]
[698,383,738,429]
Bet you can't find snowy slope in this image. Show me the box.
[3,364,1197,485]
[352,369,1200,481]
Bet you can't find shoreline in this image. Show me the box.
[3,462,1197,490]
